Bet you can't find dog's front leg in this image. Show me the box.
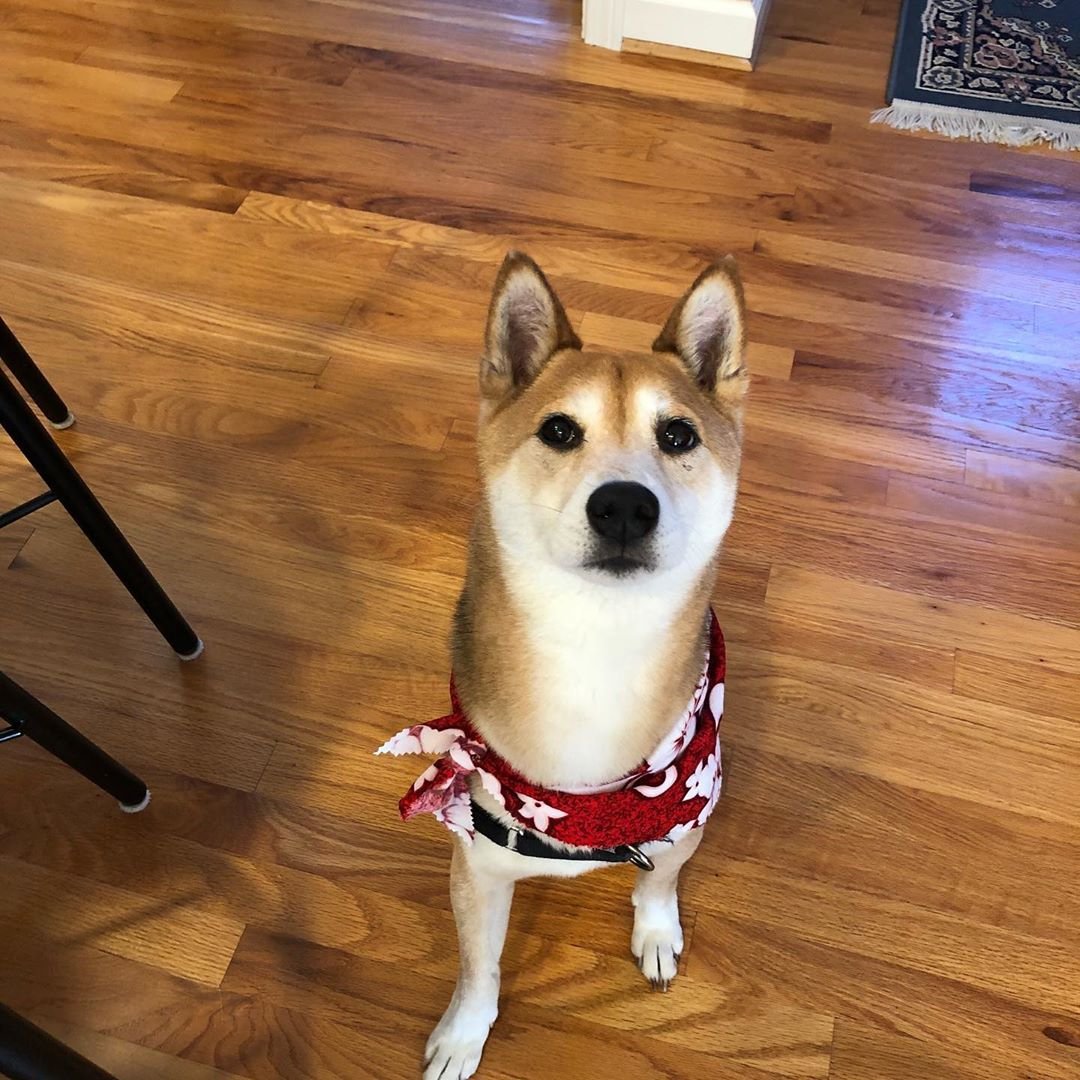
[631,827,704,990]
[425,840,514,1080]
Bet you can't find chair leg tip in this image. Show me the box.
[177,638,205,662]
[120,790,151,814]
[49,412,76,430]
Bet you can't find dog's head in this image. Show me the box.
[476,252,748,593]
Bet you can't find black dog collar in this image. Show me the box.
[471,801,655,871]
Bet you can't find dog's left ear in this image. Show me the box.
[482,251,581,401]
[653,257,747,396]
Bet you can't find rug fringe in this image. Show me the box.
[871,99,1080,151]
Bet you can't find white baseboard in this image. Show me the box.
[583,0,765,63]
[582,0,626,50]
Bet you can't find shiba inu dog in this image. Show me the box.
[379,252,748,1079]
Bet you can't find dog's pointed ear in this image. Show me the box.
[482,252,581,400]
[653,257,747,395]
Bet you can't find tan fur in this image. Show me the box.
[425,253,748,1079]
[455,346,743,781]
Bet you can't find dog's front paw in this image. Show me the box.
[424,1001,495,1080]
[631,896,683,992]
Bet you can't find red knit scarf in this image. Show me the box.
[377,612,725,850]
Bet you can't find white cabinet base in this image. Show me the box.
[583,0,770,68]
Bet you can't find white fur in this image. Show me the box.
[491,384,735,584]
[424,827,703,1078]
[492,558,700,786]
[485,384,736,787]
[631,827,703,989]
[424,1005,491,1080]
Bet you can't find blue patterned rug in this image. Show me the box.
[874,0,1080,150]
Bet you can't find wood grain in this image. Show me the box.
[0,0,1078,1076]
[954,650,1080,723]
[0,523,33,569]
[26,1016,251,1080]
[828,1018,1035,1080]
[965,449,1080,506]
[0,854,244,985]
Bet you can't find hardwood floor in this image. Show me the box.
[1,0,1078,1076]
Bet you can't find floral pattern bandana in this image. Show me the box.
[376,612,726,851]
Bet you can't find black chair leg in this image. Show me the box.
[0,316,73,430]
[0,1003,121,1080]
[0,365,202,660]
[0,670,149,812]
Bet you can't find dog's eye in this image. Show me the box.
[658,419,699,455]
[538,414,583,449]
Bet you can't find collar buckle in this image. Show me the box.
[624,845,655,872]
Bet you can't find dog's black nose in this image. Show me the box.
[586,482,660,542]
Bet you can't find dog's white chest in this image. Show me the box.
[519,590,677,788]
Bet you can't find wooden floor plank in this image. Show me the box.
[579,310,796,379]
[829,1018,1036,1080]
[965,448,1080,506]
[0,855,244,986]
[0,524,33,569]
[0,51,184,104]
[224,926,834,1078]
[686,913,1080,1080]
[886,473,1080,549]
[1,0,1077,1075]
[728,648,1080,827]
[713,746,1080,943]
[0,178,394,325]
[764,565,1080,671]
[23,1015,251,1080]
[754,229,1080,312]
[954,651,1080,724]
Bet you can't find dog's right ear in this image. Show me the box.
[481,252,581,401]
[653,257,747,397]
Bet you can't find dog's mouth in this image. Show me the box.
[585,554,652,577]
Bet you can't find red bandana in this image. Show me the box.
[377,613,725,851]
